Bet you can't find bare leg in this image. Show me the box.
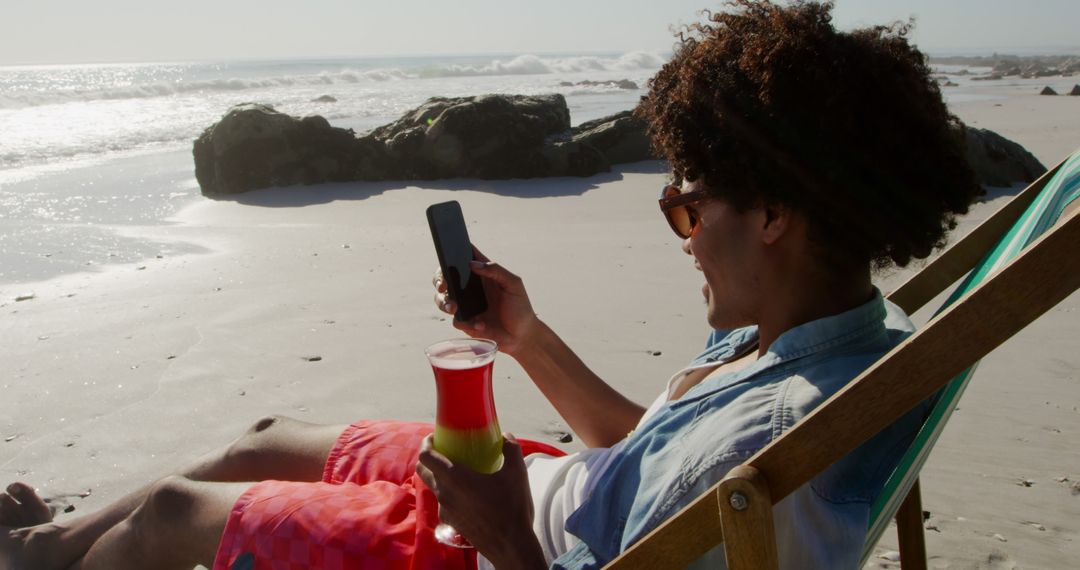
[2,416,347,570]
[74,477,250,570]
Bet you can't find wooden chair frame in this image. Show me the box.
[604,158,1080,569]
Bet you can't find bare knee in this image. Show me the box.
[139,475,200,532]
[128,476,202,559]
[218,415,305,475]
[226,415,291,462]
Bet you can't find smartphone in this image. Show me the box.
[426,200,488,321]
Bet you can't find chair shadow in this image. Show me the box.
[204,160,668,208]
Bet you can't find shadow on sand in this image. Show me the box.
[205,160,669,208]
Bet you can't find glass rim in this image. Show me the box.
[425,338,498,369]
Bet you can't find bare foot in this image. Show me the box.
[0,484,52,528]
[2,523,65,570]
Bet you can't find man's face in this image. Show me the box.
[678,179,764,330]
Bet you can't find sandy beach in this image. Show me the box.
[1,76,1078,568]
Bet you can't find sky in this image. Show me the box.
[2,0,1078,66]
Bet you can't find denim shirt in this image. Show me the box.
[552,291,925,569]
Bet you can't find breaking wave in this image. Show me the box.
[0,52,666,109]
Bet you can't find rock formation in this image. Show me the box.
[962,127,1046,188]
[193,97,1049,196]
[558,79,639,90]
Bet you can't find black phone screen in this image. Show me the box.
[426,201,488,321]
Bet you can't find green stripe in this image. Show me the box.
[860,151,1080,564]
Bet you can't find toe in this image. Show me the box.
[0,493,18,526]
[6,483,52,526]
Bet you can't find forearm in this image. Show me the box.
[514,320,645,448]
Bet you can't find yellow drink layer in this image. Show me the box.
[433,423,504,474]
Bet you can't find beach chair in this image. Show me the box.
[603,147,1080,570]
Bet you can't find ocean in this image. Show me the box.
[0,52,667,287]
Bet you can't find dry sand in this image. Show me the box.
[1,78,1077,568]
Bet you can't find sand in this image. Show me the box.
[1,79,1078,568]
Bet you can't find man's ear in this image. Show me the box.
[760,204,792,245]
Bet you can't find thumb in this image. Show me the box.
[501,433,527,470]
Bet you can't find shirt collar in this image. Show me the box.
[677,288,888,402]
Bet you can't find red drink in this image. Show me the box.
[431,359,503,473]
[425,338,502,548]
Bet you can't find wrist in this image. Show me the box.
[507,318,553,364]
[484,526,547,570]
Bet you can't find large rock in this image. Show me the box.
[371,94,580,179]
[571,111,656,164]
[193,103,394,195]
[193,95,618,194]
[963,127,1046,187]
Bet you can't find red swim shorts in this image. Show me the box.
[212,420,565,570]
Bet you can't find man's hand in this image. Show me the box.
[416,434,547,569]
[432,248,541,358]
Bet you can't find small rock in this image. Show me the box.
[63,505,75,514]
[1017,478,1035,487]
[305,356,323,362]
[14,293,35,302]
[1040,86,1058,95]
[136,266,147,271]
[38,335,49,341]
[166,355,176,360]
[925,523,940,532]
[1027,522,1046,531]
[993,533,1007,542]
[4,434,17,442]
[1071,481,1080,495]
[311,94,338,103]
[238,390,246,396]
[649,350,662,356]
[1055,476,1069,483]
[64,442,75,448]
[342,244,351,249]
[878,551,901,562]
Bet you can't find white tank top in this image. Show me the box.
[477,362,720,567]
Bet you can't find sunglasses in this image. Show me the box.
[659,184,709,238]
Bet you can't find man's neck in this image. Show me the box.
[754,269,874,356]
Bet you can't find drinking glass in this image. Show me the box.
[424,338,503,548]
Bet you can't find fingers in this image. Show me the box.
[417,435,453,477]
[468,260,523,292]
[471,245,490,263]
[433,290,456,315]
[432,268,447,294]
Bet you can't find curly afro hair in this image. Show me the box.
[637,0,982,269]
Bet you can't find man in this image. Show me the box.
[2,1,980,568]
